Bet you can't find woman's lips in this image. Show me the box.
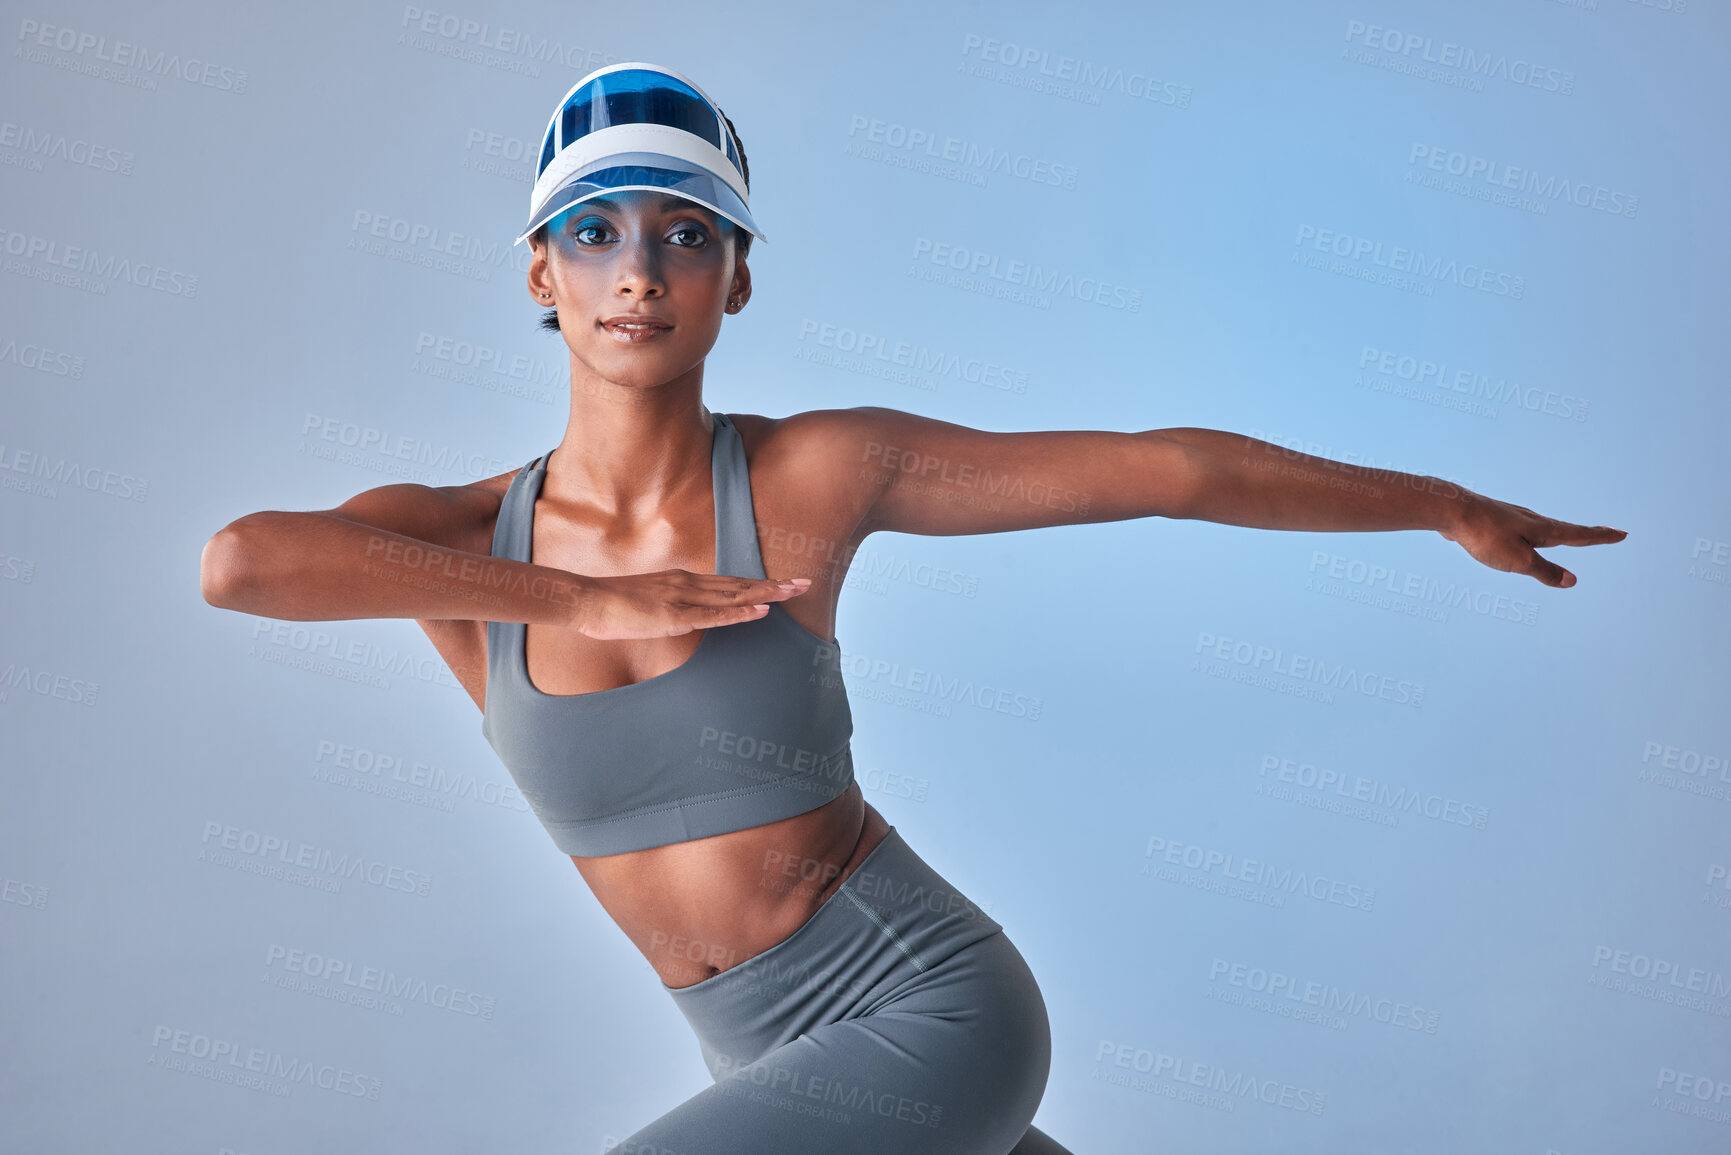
[599,317,673,343]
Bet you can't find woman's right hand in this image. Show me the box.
[569,570,811,639]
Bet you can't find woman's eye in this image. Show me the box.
[670,227,707,247]
[573,222,611,245]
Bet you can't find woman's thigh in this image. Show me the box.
[616,931,1052,1155]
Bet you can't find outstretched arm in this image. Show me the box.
[1153,427,1625,588]
[838,407,1626,588]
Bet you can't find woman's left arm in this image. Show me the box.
[842,407,1627,588]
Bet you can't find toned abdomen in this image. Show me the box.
[572,784,892,989]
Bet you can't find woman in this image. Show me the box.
[199,64,1625,1153]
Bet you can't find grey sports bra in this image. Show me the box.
[480,411,857,857]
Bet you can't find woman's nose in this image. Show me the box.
[614,232,663,296]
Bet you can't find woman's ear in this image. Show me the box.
[527,235,555,305]
[727,250,752,312]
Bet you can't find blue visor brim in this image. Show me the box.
[516,152,764,246]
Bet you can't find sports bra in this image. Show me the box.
[480,411,857,857]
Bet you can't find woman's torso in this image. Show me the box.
[419,410,890,988]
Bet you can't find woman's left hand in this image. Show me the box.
[1438,491,1627,587]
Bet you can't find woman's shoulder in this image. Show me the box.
[723,408,917,529]
[725,406,913,463]
[342,470,518,549]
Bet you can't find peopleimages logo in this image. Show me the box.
[1590,945,1731,999]
[264,943,497,1020]
[300,413,512,480]
[1294,225,1525,299]
[1305,549,1540,628]
[797,319,1029,395]
[1407,144,1638,219]
[199,820,435,897]
[1342,20,1575,95]
[1207,958,1441,1033]
[0,120,134,174]
[910,237,1143,311]
[15,18,250,93]
[396,6,623,72]
[959,35,1193,107]
[0,443,148,502]
[348,210,529,279]
[147,1024,380,1099]
[0,661,99,706]
[1257,754,1492,830]
[846,115,1079,189]
[1143,835,1377,911]
[0,227,198,296]
[1357,345,1589,422]
[1193,629,1425,708]
[1092,1041,1326,1115]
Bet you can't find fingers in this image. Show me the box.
[1563,523,1628,546]
[674,576,812,628]
[1504,515,1626,588]
[1529,520,1628,549]
[701,602,772,626]
[1523,546,1575,588]
[684,575,813,602]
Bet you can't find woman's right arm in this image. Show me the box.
[198,481,581,625]
[197,481,808,635]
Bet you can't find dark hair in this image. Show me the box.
[535,109,752,334]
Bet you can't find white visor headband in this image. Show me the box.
[516,63,763,247]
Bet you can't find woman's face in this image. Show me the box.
[528,189,750,390]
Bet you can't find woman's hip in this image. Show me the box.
[663,825,1032,1075]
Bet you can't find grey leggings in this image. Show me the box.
[613,827,1072,1154]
